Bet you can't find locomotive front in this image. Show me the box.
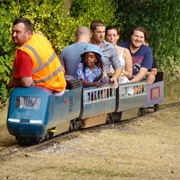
[7,86,51,143]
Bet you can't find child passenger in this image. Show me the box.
[77,44,107,88]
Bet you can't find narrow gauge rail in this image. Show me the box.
[0,128,84,160]
[0,144,22,159]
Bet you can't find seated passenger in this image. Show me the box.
[119,26,153,84]
[8,17,66,95]
[105,26,132,83]
[77,44,107,88]
[77,44,108,100]
[105,26,133,95]
[59,26,91,77]
[144,41,158,84]
[89,20,122,89]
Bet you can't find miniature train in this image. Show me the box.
[7,73,164,144]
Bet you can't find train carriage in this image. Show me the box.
[81,84,116,128]
[138,72,164,116]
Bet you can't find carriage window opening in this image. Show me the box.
[83,86,115,103]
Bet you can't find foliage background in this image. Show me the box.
[0,0,179,106]
[116,0,180,97]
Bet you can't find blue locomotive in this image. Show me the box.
[7,73,164,144]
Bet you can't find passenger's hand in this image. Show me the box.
[110,77,118,89]
[102,71,109,85]
[93,81,102,87]
[109,69,115,76]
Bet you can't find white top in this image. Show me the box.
[119,48,125,70]
[110,47,125,72]
[118,48,131,85]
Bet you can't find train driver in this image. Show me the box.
[8,17,66,95]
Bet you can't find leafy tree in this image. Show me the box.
[0,1,18,105]
[70,0,119,26]
[0,0,179,104]
[0,0,119,105]
[116,0,180,64]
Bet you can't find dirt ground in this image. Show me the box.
[0,101,180,180]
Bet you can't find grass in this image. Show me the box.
[0,71,179,179]
[1,106,179,179]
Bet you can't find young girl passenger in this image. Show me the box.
[77,44,107,88]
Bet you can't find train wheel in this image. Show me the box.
[114,112,122,122]
[138,108,146,117]
[154,104,159,112]
[48,131,54,139]
[106,113,114,124]
[36,137,45,144]
[106,116,111,124]
[18,137,25,145]
[47,128,55,139]
[69,120,76,132]
[109,112,120,123]
[73,123,78,131]
[18,137,37,145]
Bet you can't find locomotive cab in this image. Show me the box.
[7,75,82,144]
[7,86,53,143]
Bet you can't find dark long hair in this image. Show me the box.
[105,26,120,36]
[81,52,104,73]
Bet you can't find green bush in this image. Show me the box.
[0,0,179,105]
[0,1,18,105]
[116,0,180,68]
[0,0,118,105]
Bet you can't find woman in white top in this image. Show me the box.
[105,26,132,81]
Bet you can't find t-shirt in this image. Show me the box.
[60,42,90,77]
[119,41,153,76]
[77,63,102,87]
[13,49,33,78]
[148,58,157,72]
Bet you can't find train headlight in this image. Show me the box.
[15,96,41,110]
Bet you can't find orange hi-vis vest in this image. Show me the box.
[17,32,66,92]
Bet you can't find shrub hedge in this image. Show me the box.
[0,0,179,105]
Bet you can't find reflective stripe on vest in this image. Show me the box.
[33,65,63,84]
[22,44,63,85]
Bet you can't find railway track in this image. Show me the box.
[1,101,179,160]
[0,144,22,157]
